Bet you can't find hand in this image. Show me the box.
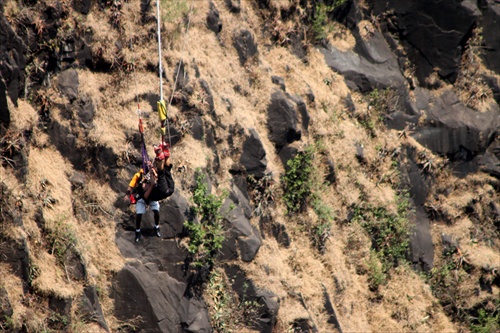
[123,194,129,203]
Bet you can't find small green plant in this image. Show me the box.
[310,194,334,253]
[205,269,261,332]
[45,217,78,266]
[282,146,314,214]
[366,250,387,291]
[312,1,345,42]
[184,170,226,270]
[470,307,500,333]
[161,0,189,23]
[351,191,411,270]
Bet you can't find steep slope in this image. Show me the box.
[0,0,499,332]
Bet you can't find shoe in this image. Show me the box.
[135,231,141,243]
[155,226,161,238]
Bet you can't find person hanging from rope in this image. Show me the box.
[143,143,175,202]
[124,165,161,243]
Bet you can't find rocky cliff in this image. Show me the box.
[0,0,499,332]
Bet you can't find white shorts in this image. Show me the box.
[136,199,160,215]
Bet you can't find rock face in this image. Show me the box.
[0,14,27,107]
[412,90,499,160]
[374,0,481,82]
[320,30,405,92]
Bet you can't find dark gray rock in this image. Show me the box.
[477,0,500,74]
[289,95,310,135]
[160,190,194,238]
[0,78,9,133]
[267,90,301,150]
[199,79,215,114]
[179,296,212,333]
[237,226,262,262]
[224,265,279,333]
[374,0,481,81]
[207,2,222,34]
[271,75,286,91]
[221,198,262,262]
[73,0,92,14]
[271,222,290,248]
[324,157,336,184]
[69,171,87,189]
[343,93,356,114]
[278,145,298,171]
[0,286,13,319]
[229,179,252,219]
[57,69,79,102]
[441,233,459,256]
[190,115,204,141]
[0,14,26,107]
[409,208,434,272]
[320,32,405,93]
[479,138,500,178]
[412,90,500,159]
[73,96,95,125]
[0,236,29,291]
[48,296,72,328]
[79,286,109,332]
[224,0,241,13]
[240,128,267,178]
[233,30,258,66]
[112,262,186,333]
[220,199,253,238]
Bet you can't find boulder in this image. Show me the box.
[229,179,252,219]
[179,296,212,333]
[78,286,109,332]
[207,2,222,34]
[73,96,95,125]
[224,0,241,13]
[278,145,298,171]
[240,128,268,178]
[233,29,258,66]
[221,198,262,262]
[57,69,79,102]
[267,90,301,150]
[160,190,195,238]
[190,115,204,141]
[409,208,434,272]
[289,94,310,135]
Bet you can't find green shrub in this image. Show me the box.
[282,146,314,214]
[184,170,226,269]
[312,1,345,42]
[351,191,411,269]
[470,307,500,333]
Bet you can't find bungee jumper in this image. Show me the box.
[123,0,178,243]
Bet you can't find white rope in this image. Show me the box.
[156,0,164,101]
[157,0,195,152]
